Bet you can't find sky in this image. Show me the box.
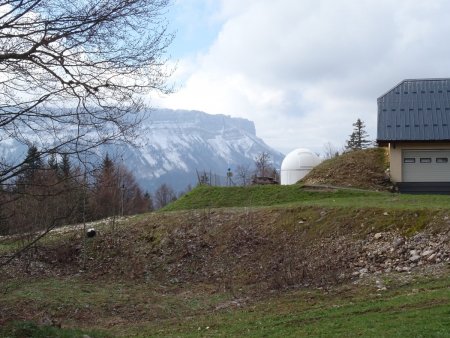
[152,0,450,155]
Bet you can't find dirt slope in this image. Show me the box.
[2,207,448,292]
[301,147,391,191]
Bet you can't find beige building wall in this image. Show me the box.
[388,142,450,182]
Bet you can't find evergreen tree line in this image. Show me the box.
[0,147,154,236]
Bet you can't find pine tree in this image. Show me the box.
[13,145,70,234]
[16,145,44,189]
[345,118,372,151]
[91,154,120,219]
[60,154,71,179]
[23,145,43,175]
[47,152,58,171]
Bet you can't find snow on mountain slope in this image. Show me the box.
[108,109,284,192]
[0,109,284,193]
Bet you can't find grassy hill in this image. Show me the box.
[1,148,449,337]
[166,183,450,211]
[301,147,390,190]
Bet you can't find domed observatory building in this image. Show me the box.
[280,148,321,185]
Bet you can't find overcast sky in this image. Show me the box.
[152,0,450,155]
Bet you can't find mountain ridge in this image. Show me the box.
[113,108,284,192]
[1,109,284,192]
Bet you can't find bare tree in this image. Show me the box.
[323,142,340,160]
[254,152,273,177]
[154,183,176,209]
[0,0,173,266]
[143,191,154,212]
[0,0,173,184]
[235,164,251,186]
[196,170,210,186]
[90,154,150,219]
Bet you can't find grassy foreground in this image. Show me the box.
[1,184,450,337]
[140,276,450,337]
[0,321,106,338]
[164,184,450,211]
[0,274,449,337]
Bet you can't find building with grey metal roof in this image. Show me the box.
[377,78,450,142]
[377,78,450,193]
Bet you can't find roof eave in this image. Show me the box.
[377,77,450,100]
[376,139,450,143]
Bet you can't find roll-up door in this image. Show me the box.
[402,150,450,182]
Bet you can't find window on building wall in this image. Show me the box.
[404,158,416,163]
[420,158,432,163]
[436,158,448,163]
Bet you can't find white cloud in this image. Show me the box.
[155,0,450,154]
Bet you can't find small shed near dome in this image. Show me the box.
[280,148,321,185]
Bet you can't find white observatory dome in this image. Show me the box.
[280,148,321,185]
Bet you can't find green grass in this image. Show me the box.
[2,184,449,337]
[0,215,139,254]
[0,238,20,254]
[0,321,107,338]
[2,275,448,337]
[0,277,234,335]
[120,275,450,337]
[164,185,450,211]
[0,278,228,317]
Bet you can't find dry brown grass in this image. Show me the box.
[2,206,448,293]
[301,147,391,191]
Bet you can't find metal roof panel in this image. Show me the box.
[377,78,450,141]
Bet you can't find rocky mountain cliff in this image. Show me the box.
[1,109,284,192]
[103,109,284,192]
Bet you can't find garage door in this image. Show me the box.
[402,150,450,182]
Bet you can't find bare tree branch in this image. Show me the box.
[0,0,174,264]
[0,0,174,171]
